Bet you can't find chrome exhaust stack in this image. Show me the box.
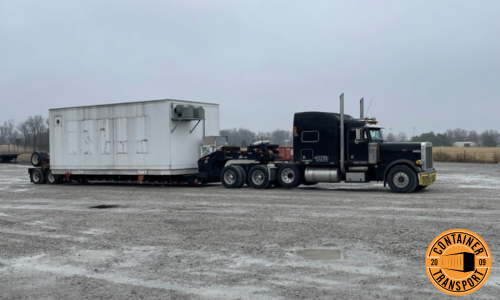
[340,93,346,176]
[360,97,364,119]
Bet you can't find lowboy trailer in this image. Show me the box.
[29,94,436,193]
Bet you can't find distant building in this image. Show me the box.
[453,142,477,147]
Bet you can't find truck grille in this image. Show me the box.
[425,146,433,169]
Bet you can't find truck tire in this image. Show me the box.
[248,165,271,189]
[233,165,247,188]
[221,165,244,188]
[387,165,417,193]
[31,168,46,184]
[277,164,302,188]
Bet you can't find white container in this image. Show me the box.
[49,99,219,175]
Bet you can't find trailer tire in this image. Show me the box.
[221,165,244,188]
[46,170,59,184]
[31,152,41,167]
[387,165,417,193]
[277,164,302,188]
[248,165,271,189]
[31,168,46,184]
[31,152,48,167]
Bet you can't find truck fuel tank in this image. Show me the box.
[304,168,341,183]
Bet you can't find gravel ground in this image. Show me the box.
[0,162,499,300]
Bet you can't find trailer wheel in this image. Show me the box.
[31,152,42,167]
[248,165,271,189]
[221,165,244,188]
[233,165,247,188]
[30,152,48,167]
[387,165,417,193]
[46,170,62,184]
[277,164,302,188]
[31,168,46,184]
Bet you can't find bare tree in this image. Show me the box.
[271,129,292,146]
[39,117,50,151]
[17,121,31,153]
[481,130,499,147]
[446,128,469,143]
[16,115,47,152]
[1,119,17,152]
[467,130,479,144]
[220,128,256,147]
[255,131,271,142]
[385,132,396,142]
[397,132,408,142]
[0,124,6,149]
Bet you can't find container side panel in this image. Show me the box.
[49,99,218,174]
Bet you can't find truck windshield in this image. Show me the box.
[368,129,384,141]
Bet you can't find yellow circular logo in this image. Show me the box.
[426,229,492,296]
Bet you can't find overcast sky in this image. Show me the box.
[1,0,499,137]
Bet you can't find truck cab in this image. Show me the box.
[283,94,436,193]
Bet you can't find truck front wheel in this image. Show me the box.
[387,165,417,193]
[220,165,244,188]
[277,164,302,188]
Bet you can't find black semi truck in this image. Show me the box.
[200,94,436,193]
[29,94,436,193]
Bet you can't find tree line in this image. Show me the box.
[223,127,500,148]
[1,116,498,153]
[220,128,292,147]
[0,118,292,153]
[389,128,499,147]
[0,116,49,153]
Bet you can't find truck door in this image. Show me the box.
[347,128,368,163]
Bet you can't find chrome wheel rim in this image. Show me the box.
[281,168,295,184]
[252,170,265,185]
[47,172,55,183]
[33,172,41,182]
[224,170,236,185]
[393,172,409,188]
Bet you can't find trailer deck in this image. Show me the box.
[0,153,19,163]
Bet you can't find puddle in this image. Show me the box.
[295,249,346,260]
[89,205,120,209]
